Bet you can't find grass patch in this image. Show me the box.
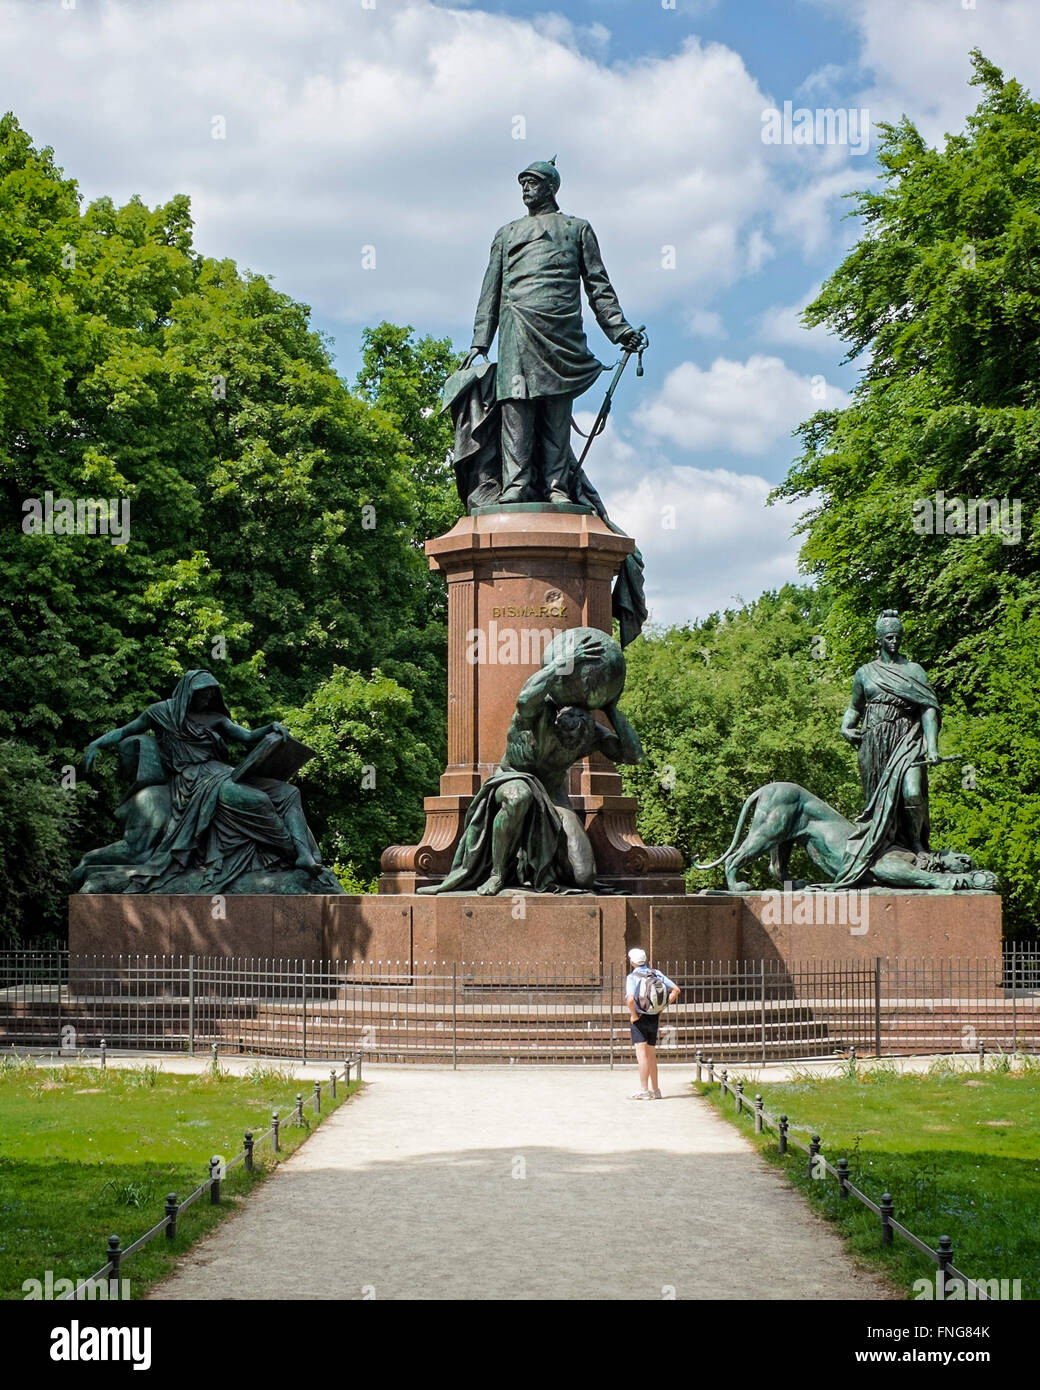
[699,1068,1040,1299]
[0,1060,361,1301]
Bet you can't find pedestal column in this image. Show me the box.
[379,505,684,893]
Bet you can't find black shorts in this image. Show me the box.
[631,1013,660,1046]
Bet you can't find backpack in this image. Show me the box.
[632,966,669,1015]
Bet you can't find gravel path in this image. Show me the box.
[149,1066,895,1301]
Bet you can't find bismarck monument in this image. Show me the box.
[381,156,683,906]
[70,159,1001,969]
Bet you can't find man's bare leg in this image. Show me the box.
[557,806,595,889]
[477,780,532,895]
[634,1041,651,1091]
[646,1045,659,1092]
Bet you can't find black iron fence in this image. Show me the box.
[1,948,1037,1065]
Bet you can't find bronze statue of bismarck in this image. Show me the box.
[459,158,645,504]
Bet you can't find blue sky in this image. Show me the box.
[3,0,1038,624]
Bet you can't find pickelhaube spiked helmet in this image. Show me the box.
[518,156,560,194]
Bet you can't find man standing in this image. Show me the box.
[461,158,645,503]
[625,948,680,1100]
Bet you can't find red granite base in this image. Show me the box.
[68,890,1001,971]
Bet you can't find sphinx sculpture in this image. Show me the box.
[73,670,343,895]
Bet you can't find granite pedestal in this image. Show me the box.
[378,506,684,894]
[68,889,1002,972]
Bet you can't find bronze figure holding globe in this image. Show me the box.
[419,628,641,895]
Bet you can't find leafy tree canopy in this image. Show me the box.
[0,114,453,940]
[622,586,861,891]
[773,53,1040,934]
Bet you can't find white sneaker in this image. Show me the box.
[631,1090,651,1100]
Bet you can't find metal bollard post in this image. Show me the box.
[272,1110,280,1153]
[719,1067,728,1095]
[330,1068,337,1100]
[314,1080,321,1114]
[211,1043,219,1068]
[355,1052,362,1083]
[836,1156,850,1198]
[695,1051,703,1083]
[808,1134,821,1180]
[99,1040,107,1070]
[210,1156,222,1204]
[706,1057,714,1085]
[164,1194,178,1240]
[778,1115,788,1154]
[880,1192,894,1246]
[754,1095,763,1134]
[243,1131,254,1173]
[735,1079,744,1114]
[106,1235,122,1279]
[937,1235,954,1300]
[978,1041,986,1072]
[295,1092,304,1123]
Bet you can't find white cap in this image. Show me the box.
[627,948,647,965]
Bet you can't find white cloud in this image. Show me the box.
[602,466,805,626]
[0,0,782,340]
[634,354,848,455]
[759,282,839,352]
[686,309,726,338]
[796,62,850,101]
[769,165,864,257]
[817,0,1040,148]
[745,227,776,273]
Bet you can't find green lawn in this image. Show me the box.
[0,1056,361,1300]
[700,1063,1040,1300]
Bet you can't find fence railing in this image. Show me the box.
[1,949,1037,1065]
[55,1052,362,1300]
[706,1060,994,1300]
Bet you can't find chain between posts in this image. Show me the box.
[54,1053,362,1300]
[707,1068,991,1300]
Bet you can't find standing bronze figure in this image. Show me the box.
[442,159,650,646]
[460,158,646,503]
[837,609,942,876]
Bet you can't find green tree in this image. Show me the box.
[621,587,861,890]
[0,116,450,938]
[773,54,1040,933]
[0,741,82,948]
[354,321,462,546]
